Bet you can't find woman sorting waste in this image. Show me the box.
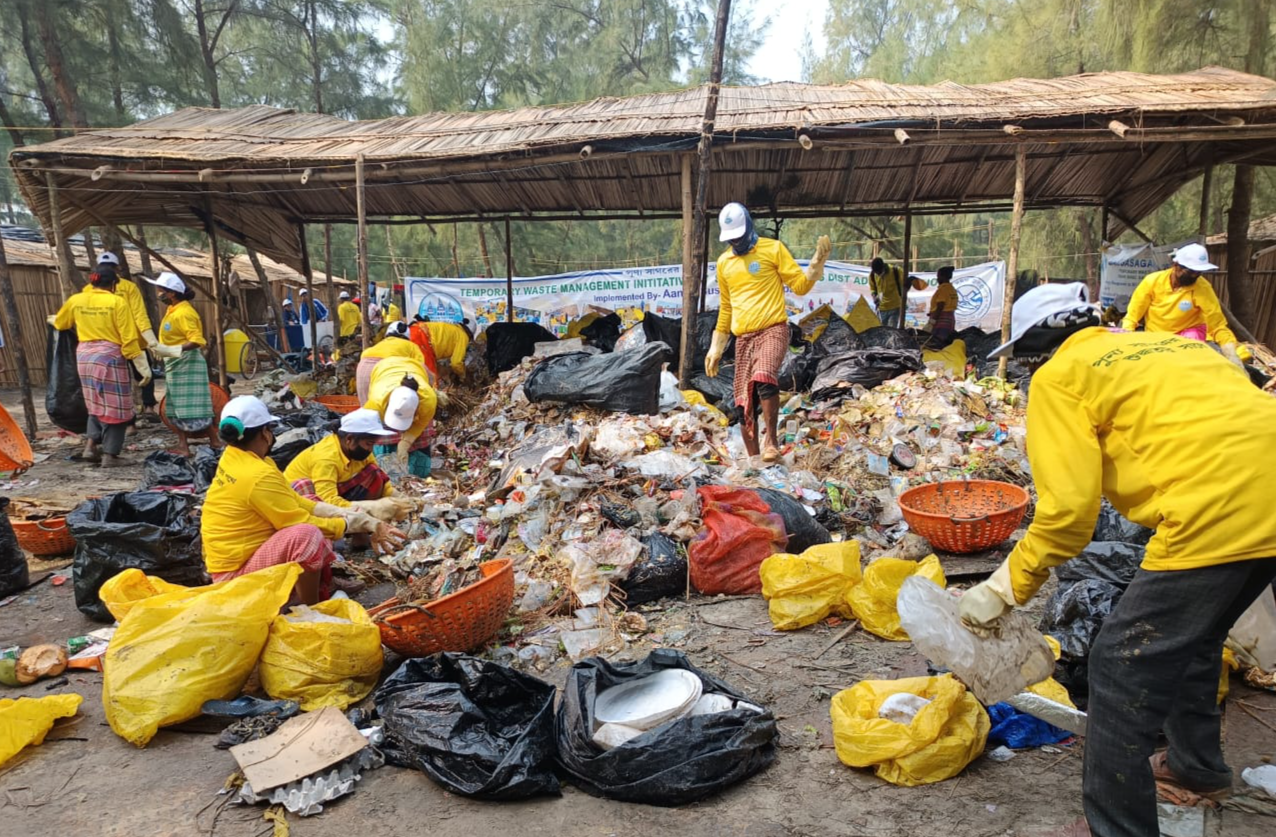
[923,266,959,350]
[356,320,429,403]
[408,315,441,381]
[705,201,831,462]
[145,272,221,456]
[363,356,443,471]
[285,407,414,521]
[50,266,150,467]
[202,396,406,604]
[425,319,470,381]
[90,252,160,422]
[959,282,1276,837]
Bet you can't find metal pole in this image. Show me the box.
[204,196,228,390]
[356,154,370,351]
[0,234,38,437]
[997,147,1027,379]
[44,173,78,300]
[505,217,514,322]
[300,225,318,365]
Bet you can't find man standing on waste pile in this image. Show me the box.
[706,202,830,462]
[869,256,907,328]
[959,282,1276,837]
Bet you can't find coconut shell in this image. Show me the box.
[15,644,68,684]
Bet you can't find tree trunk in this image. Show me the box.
[194,0,222,108]
[1077,209,1099,301]
[34,1,89,128]
[451,225,461,277]
[477,223,493,277]
[1225,165,1257,332]
[16,3,65,135]
[307,0,324,113]
[104,2,127,121]
[0,92,24,147]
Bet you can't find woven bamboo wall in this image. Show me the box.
[1207,243,1276,350]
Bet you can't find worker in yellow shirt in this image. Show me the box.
[959,283,1276,837]
[203,396,405,604]
[705,202,830,462]
[425,320,470,381]
[363,356,441,469]
[1120,243,1247,367]
[337,290,362,339]
[869,257,907,328]
[386,299,403,324]
[356,321,429,403]
[924,266,959,349]
[146,272,219,456]
[285,408,414,521]
[91,252,159,419]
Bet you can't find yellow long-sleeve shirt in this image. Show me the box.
[869,264,906,311]
[159,300,206,347]
[283,433,394,508]
[338,301,362,338]
[425,322,469,376]
[365,357,438,442]
[1003,327,1276,605]
[362,336,425,365]
[1120,269,1237,345]
[714,237,814,337]
[387,302,403,323]
[53,287,144,359]
[84,278,152,338]
[202,445,347,574]
[929,282,958,315]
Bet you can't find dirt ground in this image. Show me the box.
[2,385,1274,837]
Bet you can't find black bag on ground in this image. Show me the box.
[754,488,831,554]
[141,451,197,489]
[486,322,557,375]
[67,491,207,622]
[689,365,741,424]
[192,446,222,492]
[776,344,815,392]
[580,313,622,352]
[858,326,920,351]
[556,649,778,806]
[813,316,864,355]
[376,654,560,800]
[45,324,88,434]
[810,349,923,398]
[641,312,735,374]
[620,533,687,605]
[0,498,30,597]
[525,342,666,415]
[1092,500,1153,546]
[693,310,733,371]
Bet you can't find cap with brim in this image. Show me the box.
[987,281,1094,360]
[97,252,120,266]
[146,272,186,295]
[718,202,749,242]
[386,321,409,338]
[220,395,279,430]
[385,386,419,432]
[339,291,350,299]
[1172,243,1218,273]
[339,408,397,436]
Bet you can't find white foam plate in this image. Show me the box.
[594,669,703,731]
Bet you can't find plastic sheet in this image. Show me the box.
[0,498,30,598]
[45,324,88,434]
[847,554,946,641]
[579,312,622,352]
[525,342,667,415]
[140,450,197,489]
[858,326,921,351]
[555,649,777,805]
[760,542,861,631]
[485,322,557,375]
[1092,499,1153,545]
[753,488,831,554]
[376,654,560,800]
[986,702,1072,749]
[0,694,83,766]
[811,349,923,399]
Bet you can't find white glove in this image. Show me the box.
[435,390,450,410]
[349,496,415,523]
[805,235,832,284]
[395,436,414,469]
[130,354,152,387]
[1221,342,1244,369]
[152,342,182,359]
[958,560,1017,636]
[311,501,346,519]
[343,510,381,535]
[46,314,58,327]
[142,328,158,349]
[705,330,730,378]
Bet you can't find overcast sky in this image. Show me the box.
[745,0,828,83]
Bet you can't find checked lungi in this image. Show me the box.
[76,340,133,424]
[291,462,391,503]
[163,349,214,432]
[732,322,789,434]
[209,524,336,599]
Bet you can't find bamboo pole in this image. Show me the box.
[0,234,38,437]
[505,217,514,322]
[204,196,228,390]
[323,224,337,322]
[998,147,1027,379]
[44,173,78,300]
[247,247,291,353]
[299,225,318,363]
[356,154,370,351]
[1198,165,1213,240]
[680,154,694,370]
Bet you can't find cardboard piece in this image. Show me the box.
[230,707,368,792]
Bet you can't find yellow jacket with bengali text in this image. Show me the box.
[283,433,394,508]
[1120,269,1237,345]
[714,237,814,337]
[338,301,362,338]
[53,287,144,359]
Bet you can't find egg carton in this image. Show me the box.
[238,744,385,816]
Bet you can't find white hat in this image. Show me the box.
[146,272,186,295]
[339,408,397,436]
[220,395,279,432]
[339,291,350,299]
[300,288,309,295]
[384,386,420,432]
[718,202,749,242]
[97,251,120,266]
[385,320,409,338]
[282,298,293,306]
[1172,243,1217,273]
[987,282,1096,360]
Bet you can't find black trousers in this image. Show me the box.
[86,416,127,456]
[1083,557,1276,837]
[130,362,157,408]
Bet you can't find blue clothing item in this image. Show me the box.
[987,702,1072,749]
[299,298,329,324]
[730,208,760,256]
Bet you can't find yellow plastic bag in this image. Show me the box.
[103,563,301,747]
[259,599,384,711]
[0,694,83,765]
[681,390,728,426]
[847,555,946,641]
[845,297,882,333]
[760,542,862,630]
[1218,647,1239,704]
[99,568,190,622]
[831,674,989,787]
[922,339,967,377]
[1026,635,1076,708]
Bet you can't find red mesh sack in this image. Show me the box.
[689,486,787,595]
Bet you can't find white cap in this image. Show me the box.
[300,288,309,295]
[97,251,120,266]
[339,291,350,299]
[282,298,293,306]
[1172,243,1217,272]
[146,272,186,295]
[339,408,397,436]
[385,320,409,338]
[718,202,749,242]
[987,282,1096,360]
[220,395,279,431]
[384,386,420,432]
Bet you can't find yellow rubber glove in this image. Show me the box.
[804,235,833,284]
[141,328,158,349]
[348,496,415,523]
[705,330,731,378]
[130,354,152,388]
[1220,343,1244,369]
[395,436,414,471]
[958,560,1017,636]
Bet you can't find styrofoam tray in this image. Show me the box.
[594,669,703,730]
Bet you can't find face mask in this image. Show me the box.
[730,211,759,256]
[348,443,374,461]
[1178,273,1199,286]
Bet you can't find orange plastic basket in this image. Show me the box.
[159,383,231,434]
[367,559,515,657]
[312,395,361,415]
[897,480,1030,554]
[0,402,34,473]
[11,516,76,557]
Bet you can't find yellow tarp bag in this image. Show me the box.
[831,674,989,787]
[259,599,384,711]
[99,568,189,622]
[760,542,862,631]
[0,694,83,766]
[845,297,882,333]
[922,339,967,377]
[847,555,946,641]
[1026,635,1076,708]
[103,563,301,747]
[681,390,729,426]
[798,304,836,342]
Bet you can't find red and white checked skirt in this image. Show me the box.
[210,524,337,598]
[76,340,133,424]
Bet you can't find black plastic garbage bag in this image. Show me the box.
[141,451,197,489]
[810,349,923,398]
[754,488,831,554]
[67,492,207,622]
[1092,499,1153,546]
[192,446,223,492]
[525,342,667,415]
[45,324,88,434]
[641,312,734,374]
[689,365,741,424]
[693,310,731,371]
[776,345,816,392]
[556,649,778,806]
[620,533,687,605]
[0,498,30,597]
[580,313,622,352]
[858,326,920,351]
[812,316,864,355]
[486,322,557,375]
[376,654,560,800]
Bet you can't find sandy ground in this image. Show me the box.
[1,385,1274,837]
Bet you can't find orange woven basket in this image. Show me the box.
[0,402,34,473]
[897,480,1030,554]
[367,558,515,657]
[312,395,361,415]
[11,516,76,557]
[159,383,231,434]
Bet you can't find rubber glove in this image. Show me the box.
[1238,344,1253,362]
[804,235,833,284]
[705,330,731,378]
[46,314,58,326]
[348,496,414,523]
[436,390,450,410]
[370,522,408,554]
[1220,343,1244,369]
[130,354,152,387]
[152,342,182,359]
[311,501,346,519]
[342,510,382,535]
[958,560,1017,636]
[141,328,158,349]
[395,436,414,471]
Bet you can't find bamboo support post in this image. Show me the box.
[356,154,370,351]
[247,247,291,352]
[44,173,78,300]
[323,224,337,321]
[505,217,514,322]
[679,154,695,374]
[204,196,228,390]
[1198,165,1213,240]
[998,146,1027,379]
[0,234,38,437]
[299,225,318,363]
